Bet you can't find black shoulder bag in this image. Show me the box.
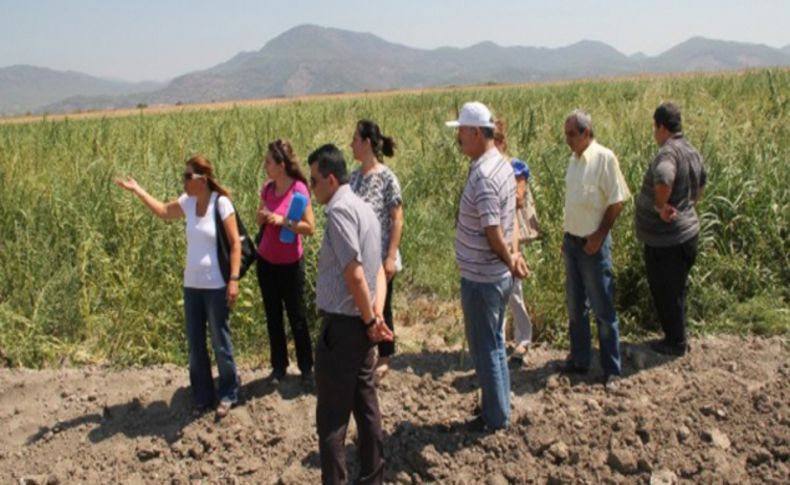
[215,196,258,283]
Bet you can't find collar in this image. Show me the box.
[325,184,351,213]
[471,146,502,169]
[660,132,684,147]
[572,140,599,163]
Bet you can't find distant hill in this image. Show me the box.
[649,37,790,72]
[0,65,163,115]
[5,25,790,115]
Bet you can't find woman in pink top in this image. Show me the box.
[255,139,315,384]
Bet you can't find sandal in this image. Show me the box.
[215,399,232,419]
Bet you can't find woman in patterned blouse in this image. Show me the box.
[349,119,404,383]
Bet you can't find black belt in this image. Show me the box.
[564,232,587,244]
[320,311,362,323]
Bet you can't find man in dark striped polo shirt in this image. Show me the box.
[447,101,528,431]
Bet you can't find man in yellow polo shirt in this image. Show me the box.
[561,109,631,385]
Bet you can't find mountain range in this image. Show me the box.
[2,25,789,116]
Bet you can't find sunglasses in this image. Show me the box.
[182,172,205,181]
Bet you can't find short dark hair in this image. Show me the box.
[654,102,683,133]
[481,126,495,140]
[307,144,349,185]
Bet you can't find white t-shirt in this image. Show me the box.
[177,192,235,289]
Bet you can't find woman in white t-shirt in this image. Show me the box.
[115,155,241,418]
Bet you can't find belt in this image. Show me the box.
[564,232,587,244]
[320,311,362,323]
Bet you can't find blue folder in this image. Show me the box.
[279,192,308,244]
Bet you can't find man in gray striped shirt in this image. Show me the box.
[447,101,528,431]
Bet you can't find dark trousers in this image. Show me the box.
[256,258,313,374]
[315,313,384,485]
[644,235,699,347]
[378,277,396,358]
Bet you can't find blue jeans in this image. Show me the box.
[563,233,622,376]
[183,287,240,408]
[460,275,514,429]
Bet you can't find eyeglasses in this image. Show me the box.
[183,172,205,181]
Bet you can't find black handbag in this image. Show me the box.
[215,196,258,283]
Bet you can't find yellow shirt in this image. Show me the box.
[564,140,631,237]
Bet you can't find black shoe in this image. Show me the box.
[558,360,589,375]
[471,403,482,416]
[455,415,490,433]
[300,371,314,387]
[269,369,286,384]
[650,340,687,356]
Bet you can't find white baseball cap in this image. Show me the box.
[445,101,496,128]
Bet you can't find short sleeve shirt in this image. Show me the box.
[257,180,310,264]
[178,191,234,289]
[315,185,382,316]
[635,133,707,247]
[349,164,403,269]
[563,140,631,237]
[455,147,517,283]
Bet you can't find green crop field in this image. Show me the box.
[0,70,787,367]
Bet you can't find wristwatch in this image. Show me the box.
[285,219,296,229]
[363,317,377,328]
[229,274,241,281]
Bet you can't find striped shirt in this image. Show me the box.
[315,185,382,316]
[455,147,516,283]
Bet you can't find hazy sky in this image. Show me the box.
[1,0,788,82]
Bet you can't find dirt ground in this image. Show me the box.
[1,306,787,484]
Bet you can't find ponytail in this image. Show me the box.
[381,135,396,158]
[357,119,396,162]
[206,176,231,199]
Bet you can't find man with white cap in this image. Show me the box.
[447,101,527,431]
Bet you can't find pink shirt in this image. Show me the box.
[257,180,310,264]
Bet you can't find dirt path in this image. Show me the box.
[1,323,787,484]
